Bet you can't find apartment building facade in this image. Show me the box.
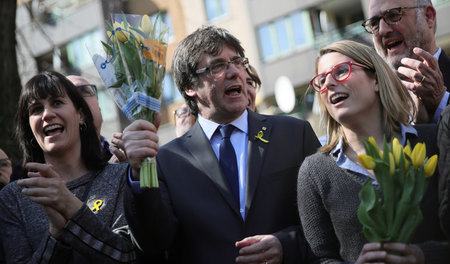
[16,0,450,142]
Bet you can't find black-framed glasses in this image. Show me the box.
[195,57,249,76]
[76,84,98,97]
[0,158,12,168]
[362,5,427,34]
[310,61,371,93]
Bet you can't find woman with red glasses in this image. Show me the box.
[297,40,447,264]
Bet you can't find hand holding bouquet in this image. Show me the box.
[357,137,438,243]
[92,13,169,188]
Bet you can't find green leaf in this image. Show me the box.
[358,180,389,242]
[397,207,422,243]
[391,169,416,238]
[117,41,143,82]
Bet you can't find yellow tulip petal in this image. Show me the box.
[130,29,144,45]
[392,137,402,166]
[368,137,377,148]
[412,143,426,168]
[358,154,376,170]
[424,154,438,177]
[141,14,153,36]
[404,145,411,158]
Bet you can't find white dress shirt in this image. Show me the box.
[197,110,249,219]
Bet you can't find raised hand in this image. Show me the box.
[398,47,447,120]
[17,163,83,222]
[122,119,160,180]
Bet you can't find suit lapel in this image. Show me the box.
[245,111,272,215]
[438,50,450,95]
[184,122,241,216]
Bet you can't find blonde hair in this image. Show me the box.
[315,40,415,153]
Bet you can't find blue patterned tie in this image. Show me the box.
[219,125,239,202]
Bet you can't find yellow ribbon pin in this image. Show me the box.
[90,199,103,212]
[254,131,269,143]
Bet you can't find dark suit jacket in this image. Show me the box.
[438,105,450,238]
[124,110,320,264]
[439,49,450,105]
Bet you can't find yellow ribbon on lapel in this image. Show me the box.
[254,131,269,143]
[90,199,103,212]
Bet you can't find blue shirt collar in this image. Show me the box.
[197,110,248,141]
[434,47,442,60]
[330,124,417,179]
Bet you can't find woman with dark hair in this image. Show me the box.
[0,71,136,263]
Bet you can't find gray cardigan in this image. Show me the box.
[0,163,136,264]
[297,125,448,263]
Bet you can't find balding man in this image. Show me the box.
[0,148,12,190]
[66,75,126,162]
[364,0,450,123]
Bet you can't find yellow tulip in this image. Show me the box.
[368,137,377,148]
[424,154,438,177]
[141,14,153,36]
[403,145,411,170]
[113,21,129,42]
[379,150,383,159]
[392,137,402,166]
[403,145,411,158]
[389,152,395,175]
[130,28,144,46]
[411,143,426,169]
[358,154,376,170]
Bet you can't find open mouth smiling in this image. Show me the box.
[383,38,403,52]
[43,124,64,136]
[330,93,349,104]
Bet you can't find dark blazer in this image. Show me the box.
[438,49,450,104]
[124,110,320,264]
[438,105,450,238]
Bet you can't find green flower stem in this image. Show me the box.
[140,157,158,188]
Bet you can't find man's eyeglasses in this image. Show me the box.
[77,84,98,97]
[310,61,372,93]
[173,106,189,118]
[362,6,427,34]
[0,158,12,168]
[196,57,249,76]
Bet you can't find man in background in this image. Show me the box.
[0,148,12,190]
[365,0,450,123]
[66,75,126,162]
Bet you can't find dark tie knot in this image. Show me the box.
[220,125,235,139]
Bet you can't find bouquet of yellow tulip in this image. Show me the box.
[92,13,169,188]
[357,137,438,243]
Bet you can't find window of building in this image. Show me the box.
[257,10,313,61]
[66,29,104,70]
[204,0,229,21]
